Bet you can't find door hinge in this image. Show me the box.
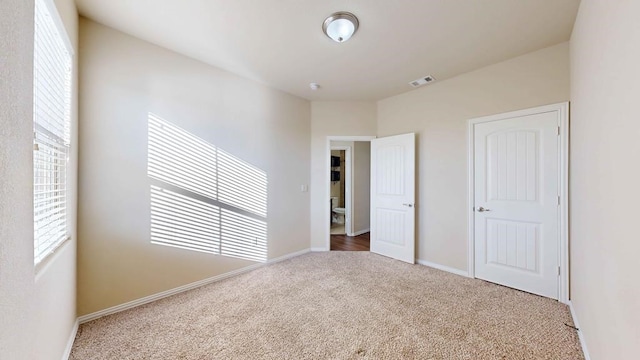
[557,266,561,276]
[557,126,561,136]
[557,196,560,206]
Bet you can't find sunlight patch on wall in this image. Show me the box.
[148,113,267,262]
[150,186,220,254]
[221,209,267,261]
[148,116,217,199]
[218,149,267,217]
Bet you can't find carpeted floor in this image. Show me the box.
[70,252,584,359]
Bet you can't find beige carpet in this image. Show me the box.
[71,252,584,359]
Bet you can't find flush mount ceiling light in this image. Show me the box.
[322,12,359,43]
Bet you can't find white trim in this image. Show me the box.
[326,136,375,251]
[568,301,592,360]
[467,102,570,303]
[348,228,370,237]
[467,119,475,278]
[417,259,469,277]
[78,249,310,324]
[61,319,79,360]
[558,103,570,304]
[310,247,329,252]
[327,136,377,142]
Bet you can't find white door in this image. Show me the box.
[370,133,415,264]
[474,110,559,299]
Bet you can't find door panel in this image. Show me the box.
[375,208,406,246]
[474,111,559,299]
[370,133,415,264]
[375,145,405,195]
[487,130,539,202]
[486,219,539,272]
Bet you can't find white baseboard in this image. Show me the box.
[78,249,310,324]
[568,301,591,360]
[268,249,310,263]
[416,259,469,278]
[62,319,79,360]
[310,247,329,252]
[347,228,370,237]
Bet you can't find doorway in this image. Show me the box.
[327,138,373,251]
[325,133,416,262]
[468,103,569,303]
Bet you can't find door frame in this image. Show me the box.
[326,136,376,250]
[467,102,569,303]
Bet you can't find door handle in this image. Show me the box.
[476,206,491,212]
[402,203,414,208]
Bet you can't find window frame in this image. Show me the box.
[33,0,74,265]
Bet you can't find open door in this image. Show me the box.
[370,133,415,263]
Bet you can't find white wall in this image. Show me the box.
[310,102,377,249]
[0,0,79,358]
[570,1,640,358]
[0,1,36,357]
[353,142,371,233]
[378,42,570,270]
[77,19,311,316]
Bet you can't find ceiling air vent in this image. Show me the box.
[409,75,436,88]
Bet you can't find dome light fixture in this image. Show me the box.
[322,12,359,43]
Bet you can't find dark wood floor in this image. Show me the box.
[330,232,370,251]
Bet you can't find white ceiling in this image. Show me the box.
[75,0,581,101]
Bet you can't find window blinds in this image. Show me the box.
[33,0,72,264]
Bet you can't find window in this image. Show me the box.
[33,0,72,264]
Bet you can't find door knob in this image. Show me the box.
[477,206,491,212]
[402,203,414,207]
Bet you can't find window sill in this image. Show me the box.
[35,236,73,278]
